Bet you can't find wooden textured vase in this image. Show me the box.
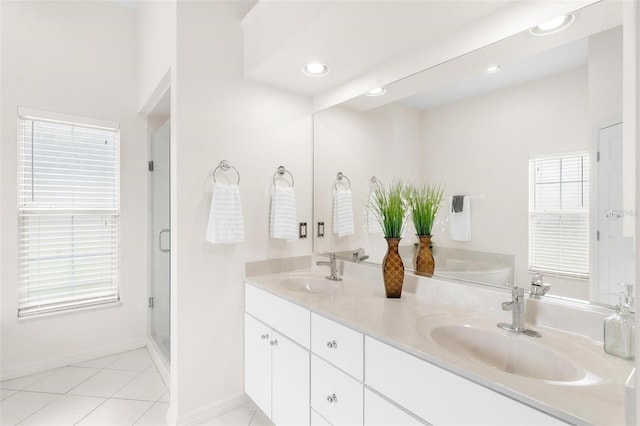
[415,235,435,277]
[382,237,404,298]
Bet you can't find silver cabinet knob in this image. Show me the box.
[326,394,338,403]
[270,339,278,346]
[326,340,338,349]
[261,334,269,340]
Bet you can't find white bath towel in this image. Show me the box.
[333,189,355,238]
[449,196,471,241]
[270,186,298,240]
[367,192,383,234]
[206,183,245,244]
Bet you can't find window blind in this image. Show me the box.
[529,153,589,277]
[18,111,120,316]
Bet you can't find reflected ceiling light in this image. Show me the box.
[485,65,502,74]
[303,62,330,76]
[365,87,386,96]
[530,14,574,36]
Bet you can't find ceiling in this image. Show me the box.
[241,1,517,97]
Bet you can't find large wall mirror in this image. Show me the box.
[313,0,634,307]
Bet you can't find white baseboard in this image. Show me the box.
[146,335,170,385]
[0,338,146,381]
[176,392,250,426]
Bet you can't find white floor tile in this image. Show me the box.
[0,371,53,391]
[113,371,166,401]
[157,391,170,403]
[25,367,100,394]
[134,402,169,426]
[236,401,257,411]
[73,353,126,369]
[249,408,273,426]
[68,368,140,398]
[0,391,59,425]
[18,395,105,426]
[76,398,153,426]
[107,349,153,371]
[1,389,17,401]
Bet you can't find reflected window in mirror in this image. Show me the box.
[529,152,589,278]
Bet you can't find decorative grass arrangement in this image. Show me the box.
[370,180,407,239]
[406,183,445,236]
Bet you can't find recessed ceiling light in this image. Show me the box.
[303,62,330,77]
[530,14,574,36]
[485,65,502,74]
[365,87,386,96]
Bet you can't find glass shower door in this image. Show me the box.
[150,120,171,362]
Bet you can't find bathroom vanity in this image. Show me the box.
[244,262,633,426]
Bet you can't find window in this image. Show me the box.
[17,108,120,317]
[529,152,589,277]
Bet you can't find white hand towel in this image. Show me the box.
[270,186,298,240]
[333,189,355,238]
[367,192,383,234]
[449,196,471,241]
[206,183,245,244]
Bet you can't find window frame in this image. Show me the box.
[16,107,121,317]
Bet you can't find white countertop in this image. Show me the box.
[245,268,634,426]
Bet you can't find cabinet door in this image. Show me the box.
[311,354,363,426]
[244,314,272,418]
[272,330,310,426]
[365,388,425,425]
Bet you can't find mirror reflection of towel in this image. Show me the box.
[333,189,355,237]
[449,196,471,241]
[452,195,464,213]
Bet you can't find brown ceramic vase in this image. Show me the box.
[382,237,404,298]
[415,235,435,277]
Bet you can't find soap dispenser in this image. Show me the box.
[604,283,635,360]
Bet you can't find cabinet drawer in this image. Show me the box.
[311,313,364,381]
[245,283,310,348]
[311,354,363,426]
[365,337,568,426]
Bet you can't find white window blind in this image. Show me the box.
[529,153,589,277]
[18,109,120,317]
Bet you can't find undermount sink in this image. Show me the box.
[280,276,341,295]
[428,324,584,382]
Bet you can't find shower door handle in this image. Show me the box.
[158,229,171,253]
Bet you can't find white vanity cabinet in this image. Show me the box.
[244,285,311,426]
[365,336,568,426]
[364,389,424,426]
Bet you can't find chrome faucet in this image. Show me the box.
[530,273,551,297]
[352,248,370,263]
[497,285,541,337]
[317,253,342,281]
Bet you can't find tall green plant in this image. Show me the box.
[406,183,445,235]
[370,180,407,238]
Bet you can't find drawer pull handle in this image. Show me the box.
[270,339,278,346]
[326,394,338,403]
[261,334,269,340]
[326,340,338,349]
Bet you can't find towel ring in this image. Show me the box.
[370,175,383,189]
[334,172,351,190]
[273,165,294,187]
[213,160,240,184]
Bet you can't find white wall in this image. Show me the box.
[138,0,176,112]
[314,104,422,264]
[169,1,313,421]
[0,1,147,379]
[422,66,590,299]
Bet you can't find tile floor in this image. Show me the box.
[1,348,271,426]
